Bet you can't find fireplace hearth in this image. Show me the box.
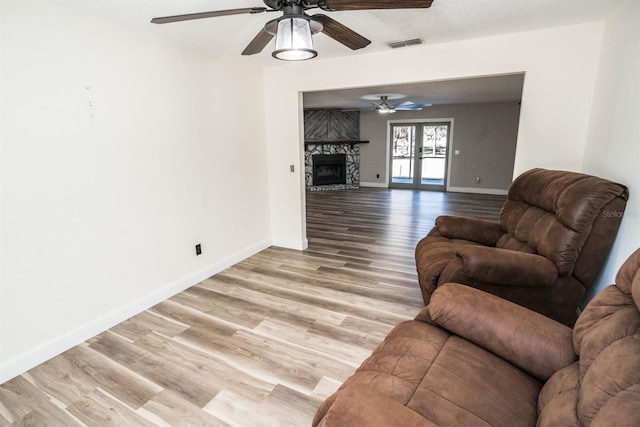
[312,154,346,186]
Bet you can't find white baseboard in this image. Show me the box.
[0,239,272,384]
[359,183,507,194]
[360,181,508,196]
[359,181,388,188]
[272,238,308,250]
[447,186,509,196]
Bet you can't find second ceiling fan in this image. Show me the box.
[370,95,433,113]
[151,0,435,61]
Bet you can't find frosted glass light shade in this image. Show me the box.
[273,17,317,61]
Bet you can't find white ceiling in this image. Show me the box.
[52,0,625,68]
[50,0,624,109]
[302,73,526,110]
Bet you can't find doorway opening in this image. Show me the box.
[389,120,451,191]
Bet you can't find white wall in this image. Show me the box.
[0,0,270,382]
[264,22,605,248]
[582,0,640,300]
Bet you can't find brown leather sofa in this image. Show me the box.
[313,248,640,427]
[415,168,628,324]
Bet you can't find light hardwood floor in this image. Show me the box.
[0,188,505,427]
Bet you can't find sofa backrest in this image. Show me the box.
[570,248,640,426]
[497,169,628,282]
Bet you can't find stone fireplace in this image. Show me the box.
[303,109,365,191]
[305,143,360,191]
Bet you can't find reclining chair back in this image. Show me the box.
[538,248,640,426]
[497,168,628,292]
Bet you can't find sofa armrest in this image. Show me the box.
[428,215,503,246]
[427,283,576,381]
[314,384,439,427]
[457,245,558,287]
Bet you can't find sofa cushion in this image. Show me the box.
[407,336,541,426]
[314,318,542,427]
[339,320,450,405]
[428,283,575,381]
[315,384,438,427]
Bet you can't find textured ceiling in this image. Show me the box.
[49,0,623,109]
[52,0,625,67]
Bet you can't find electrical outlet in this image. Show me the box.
[376,173,380,179]
[195,244,202,255]
[290,164,295,173]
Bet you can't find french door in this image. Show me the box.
[389,121,450,191]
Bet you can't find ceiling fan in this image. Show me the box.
[151,0,434,61]
[370,95,432,113]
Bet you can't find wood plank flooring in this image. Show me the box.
[0,188,504,426]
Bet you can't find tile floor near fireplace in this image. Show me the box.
[305,143,360,191]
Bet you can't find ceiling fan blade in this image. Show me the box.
[242,28,275,56]
[319,0,433,12]
[394,101,432,110]
[313,15,371,50]
[151,7,267,24]
[395,106,424,111]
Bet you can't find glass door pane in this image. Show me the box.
[391,125,417,185]
[419,124,448,190]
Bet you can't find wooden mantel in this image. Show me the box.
[304,140,369,147]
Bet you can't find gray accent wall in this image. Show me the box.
[359,102,521,193]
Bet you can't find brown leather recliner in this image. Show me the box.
[415,168,628,324]
[313,248,640,427]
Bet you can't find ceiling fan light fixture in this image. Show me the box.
[272,16,318,61]
[374,95,397,113]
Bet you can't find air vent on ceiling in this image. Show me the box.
[387,38,423,49]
